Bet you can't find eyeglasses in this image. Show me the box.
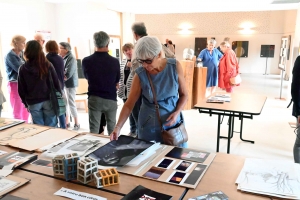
[137,55,156,64]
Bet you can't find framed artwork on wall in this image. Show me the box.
[260,45,275,58]
[232,41,249,57]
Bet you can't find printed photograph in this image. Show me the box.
[165,147,210,163]
[156,158,175,169]
[67,139,100,152]
[31,159,53,168]
[184,164,207,185]
[174,160,194,172]
[88,135,154,166]
[168,171,186,184]
[143,166,166,179]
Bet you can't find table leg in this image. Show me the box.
[227,115,232,154]
[239,117,255,144]
[216,114,221,152]
[220,113,234,139]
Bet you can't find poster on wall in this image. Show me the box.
[35,30,51,43]
[232,41,249,57]
[260,45,275,58]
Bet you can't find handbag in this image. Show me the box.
[48,68,66,117]
[146,72,188,146]
[230,74,242,85]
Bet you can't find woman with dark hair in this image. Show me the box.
[18,40,61,127]
[45,40,66,129]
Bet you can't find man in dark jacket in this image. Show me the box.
[59,42,80,130]
[82,31,120,134]
[291,55,300,163]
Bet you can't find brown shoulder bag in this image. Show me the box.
[146,72,188,146]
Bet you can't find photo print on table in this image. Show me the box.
[155,158,175,169]
[184,164,207,185]
[88,135,154,166]
[173,160,194,172]
[168,171,188,185]
[143,166,166,180]
[31,159,53,168]
[165,147,210,163]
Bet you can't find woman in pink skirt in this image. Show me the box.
[4,35,29,121]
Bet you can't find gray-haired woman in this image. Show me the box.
[110,36,188,147]
[197,39,223,96]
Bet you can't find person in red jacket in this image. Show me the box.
[218,41,240,93]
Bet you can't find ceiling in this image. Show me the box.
[45,0,299,14]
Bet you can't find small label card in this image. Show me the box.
[54,187,107,200]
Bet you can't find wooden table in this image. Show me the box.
[184,153,270,200]
[19,154,187,200]
[194,93,267,153]
[9,170,123,200]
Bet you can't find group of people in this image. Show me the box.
[4,33,80,130]
[1,21,187,148]
[197,38,239,96]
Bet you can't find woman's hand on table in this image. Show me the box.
[110,127,121,141]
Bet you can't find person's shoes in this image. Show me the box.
[66,123,71,128]
[128,132,137,138]
[73,124,80,131]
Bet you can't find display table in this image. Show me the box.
[194,93,267,154]
[18,152,187,200]
[10,170,122,200]
[184,153,268,200]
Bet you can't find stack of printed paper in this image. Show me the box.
[236,158,300,199]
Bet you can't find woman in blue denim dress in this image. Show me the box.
[110,36,188,147]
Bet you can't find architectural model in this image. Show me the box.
[93,168,119,188]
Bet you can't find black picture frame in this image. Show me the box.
[260,45,275,58]
[232,41,249,57]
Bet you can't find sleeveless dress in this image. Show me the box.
[136,58,186,146]
[197,48,223,87]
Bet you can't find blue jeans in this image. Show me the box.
[58,114,66,129]
[28,100,57,127]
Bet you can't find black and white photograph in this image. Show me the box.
[88,135,154,166]
[67,139,99,152]
[42,135,105,158]
[31,159,53,168]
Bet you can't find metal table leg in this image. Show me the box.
[239,117,255,143]
[220,113,234,139]
[216,114,221,152]
[227,115,232,154]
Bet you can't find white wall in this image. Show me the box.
[54,2,121,59]
[0,0,123,111]
[0,0,57,111]
[136,10,298,75]
[122,13,135,46]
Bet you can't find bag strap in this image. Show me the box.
[48,67,55,92]
[146,72,164,131]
